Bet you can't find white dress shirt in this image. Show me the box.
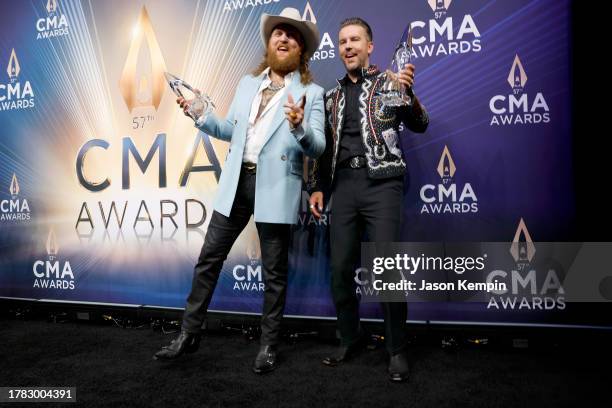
[242,68,293,164]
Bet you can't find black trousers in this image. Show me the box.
[181,167,290,345]
[330,166,408,355]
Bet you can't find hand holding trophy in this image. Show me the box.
[164,72,215,121]
[378,23,414,107]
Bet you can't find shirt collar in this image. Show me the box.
[337,65,380,85]
[261,67,295,87]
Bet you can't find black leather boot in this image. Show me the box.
[252,345,277,374]
[388,352,409,382]
[322,335,369,367]
[153,331,201,361]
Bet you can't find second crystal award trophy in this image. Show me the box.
[164,72,215,121]
[378,23,414,107]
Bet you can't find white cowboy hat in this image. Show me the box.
[260,7,320,58]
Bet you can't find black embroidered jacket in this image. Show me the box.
[310,65,429,192]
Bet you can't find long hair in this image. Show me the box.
[252,51,314,85]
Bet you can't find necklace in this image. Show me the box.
[267,81,285,92]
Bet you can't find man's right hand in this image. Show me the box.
[177,96,191,117]
[309,192,324,219]
[177,89,201,118]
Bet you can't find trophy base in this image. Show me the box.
[378,91,412,108]
[188,98,208,122]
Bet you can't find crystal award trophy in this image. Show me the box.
[378,24,413,107]
[164,72,215,121]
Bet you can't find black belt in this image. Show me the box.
[338,156,367,169]
[242,162,257,174]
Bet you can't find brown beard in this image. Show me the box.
[267,47,301,76]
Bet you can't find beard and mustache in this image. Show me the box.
[266,45,301,75]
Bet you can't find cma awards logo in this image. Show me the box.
[0,49,35,111]
[419,145,478,214]
[232,232,264,292]
[1,173,31,222]
[489,54,550,126]
[76,5,218,235]
[485,218,565,310]
[32,229,76,290]
[302,2,336,62]
[410,0,481,59]
[36,0,69,40]
[119,5,167,113]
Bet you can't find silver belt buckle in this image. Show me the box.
[349,156,361,169]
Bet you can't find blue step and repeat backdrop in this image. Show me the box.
[1,0,595,327]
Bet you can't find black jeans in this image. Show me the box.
[330,166,408,355]
[181,166,290,345]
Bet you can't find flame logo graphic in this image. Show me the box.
[119,6,167,112]
[437,145,457,179]
[510,218,536,262]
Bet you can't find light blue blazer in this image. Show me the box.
[196,71,325,224]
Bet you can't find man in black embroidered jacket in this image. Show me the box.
[309,17,429,382]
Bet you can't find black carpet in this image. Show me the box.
[0,317,609,408]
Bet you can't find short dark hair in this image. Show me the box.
[340,17,373,41]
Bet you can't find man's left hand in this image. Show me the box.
[284,93,305,129]
[398,64,415,88]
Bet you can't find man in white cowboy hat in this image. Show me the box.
[154,8,325,374]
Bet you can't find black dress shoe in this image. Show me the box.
[153,331,201,360]
[388,352,409,382]
[322,336,368,367]
[252,345,277,374]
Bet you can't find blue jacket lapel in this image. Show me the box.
[243,75,262,117]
